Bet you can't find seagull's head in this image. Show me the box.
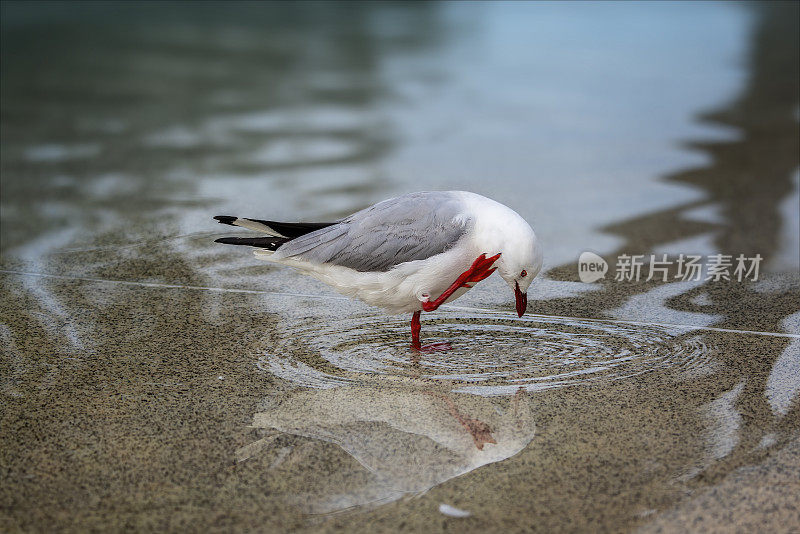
[495,222,542,318]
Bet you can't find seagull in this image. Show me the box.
[214,191,542,350]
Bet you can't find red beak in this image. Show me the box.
[514,281,527,317]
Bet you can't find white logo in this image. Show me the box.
[578,251,608,283]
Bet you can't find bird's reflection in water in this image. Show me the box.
[237,385,535,513]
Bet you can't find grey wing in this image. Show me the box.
[271,191,471,272]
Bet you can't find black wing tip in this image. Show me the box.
[214,216,338,238]
[214,236,288,250]
[214,216,237,225]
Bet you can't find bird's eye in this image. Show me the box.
[520,270,527,277]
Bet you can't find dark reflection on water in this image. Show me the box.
[544,3,798,331]
[542,3,800,332]
[541,0,800,489]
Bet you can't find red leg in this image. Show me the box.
[409,310,452,353]
[411,311,422,350]
[421,253,500,312]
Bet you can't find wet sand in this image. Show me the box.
[1,2,798,532]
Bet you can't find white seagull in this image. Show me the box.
[214,191,542,350]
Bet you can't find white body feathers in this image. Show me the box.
[250,191,541,314]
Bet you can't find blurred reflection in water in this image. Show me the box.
[238,385,535,513]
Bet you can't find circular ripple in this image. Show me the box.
[260,312,715,395]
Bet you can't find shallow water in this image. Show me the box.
[1,2,799,532]
[263,311,716,395]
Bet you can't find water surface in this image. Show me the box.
[1,2,798,532]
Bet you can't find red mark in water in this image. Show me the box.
[436,394,497,451]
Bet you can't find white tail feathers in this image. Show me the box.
[231,218,286,237]
[253,249,277,259]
